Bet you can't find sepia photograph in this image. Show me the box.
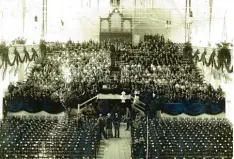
[0,0,233,158]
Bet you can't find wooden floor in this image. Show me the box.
[98,123,131,159]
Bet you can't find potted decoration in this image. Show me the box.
[183,42,193,60]
[39,39,47,59]
[0,41,8,54]
[12,37,27,45]
[0,41,8,68]
[216,42,232,71]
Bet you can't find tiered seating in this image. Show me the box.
[131,117,233,159]
[0,116,100,159]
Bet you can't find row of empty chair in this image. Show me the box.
[131,117,233,159]
[0,116,100,159]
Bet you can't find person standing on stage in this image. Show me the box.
[113,112,121,138]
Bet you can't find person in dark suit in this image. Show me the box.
[113,112,121,138]
[77,113,84,131]
[106,113,113,138]
[126,107,132,130]
[97,114,107,139]
[110,44,115,53]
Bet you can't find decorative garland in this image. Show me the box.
[191,48,233,73]
[12,37,27,45]
[0,46,39,69]
[0,46,39,80]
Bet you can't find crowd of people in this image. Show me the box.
[5,44,112,112]
[118,34,224,106]
[120,62,224,105]
[5,33,225,116]
[5,57,64,111]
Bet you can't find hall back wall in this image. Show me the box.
[129,8,185,43]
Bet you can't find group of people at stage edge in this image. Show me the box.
[96,113,121,139]
[93,107,132,140]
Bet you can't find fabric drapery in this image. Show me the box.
[163,102,223,115]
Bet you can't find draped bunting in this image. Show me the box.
[1,45,39,80]
[206,103,223,115]
[192,48,233,73]
[163,103,184,115]
[7,99,64,114]
[7,96,224,115]
[162,102,224,115]
[139,90,224,116]
[184,103,206,116]
[0,46,39,69]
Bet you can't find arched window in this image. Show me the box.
[101,20,109,32]
[123,20,131,32]
[110,12,121,32]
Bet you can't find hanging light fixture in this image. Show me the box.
[34,16,38,22]
[188,11,193,24]
[165,20,171,29]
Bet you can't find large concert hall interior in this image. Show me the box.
[0,0,233,158]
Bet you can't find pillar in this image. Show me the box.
[18,63,25,82]
[0,81,3,120]
[78,104,80,114]
[22,0,26,37]
[41,0,47,39]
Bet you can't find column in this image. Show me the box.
[18,63,24,82]
[0,80,3,120]
[45,0,47,36]
[22,0,26,37]
[41,0,46,39]
[0,0,3,39]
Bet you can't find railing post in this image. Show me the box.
[78,104,80,114]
